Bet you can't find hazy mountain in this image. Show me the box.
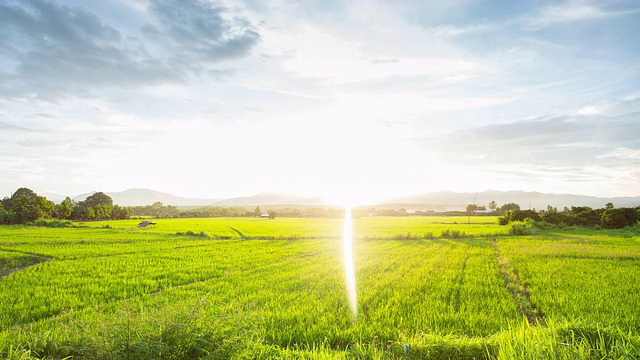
[390,190,640,211]
[74,188,222,207]
[42,192,66,204]
[213,193,328,206]
[68,188,640,209]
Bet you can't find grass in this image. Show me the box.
[0,217,638,359]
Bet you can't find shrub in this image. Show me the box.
[508,221,534,236]
[601,208,640,229]
[30,218,73,228]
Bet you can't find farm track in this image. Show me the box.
[0,251,51,278]
[227,226,245,239]
[491,239,545,324]
[444,246,470,313]
[453,251,470,313]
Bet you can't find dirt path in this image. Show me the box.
[0,253,50,278]
[491,239,545,324]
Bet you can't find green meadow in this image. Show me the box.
[0,217,638,359]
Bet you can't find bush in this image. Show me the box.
[508,221,534,236]
[30,218,73,228]
[601,208,640,229]
[440,229,466,239]
[176,231,210,238]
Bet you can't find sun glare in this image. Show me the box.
[342,207,357,321]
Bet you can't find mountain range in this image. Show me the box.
[48,188,640,210]
[386,190,640,211]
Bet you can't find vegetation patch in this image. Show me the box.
[175,230,211,238]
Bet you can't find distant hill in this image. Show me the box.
[69,188,640,209]
[42,192,66,204]
[213,192,328,206]
[74,188,221,207]
[389,190,640,211]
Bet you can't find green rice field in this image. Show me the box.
[0,217,639,359]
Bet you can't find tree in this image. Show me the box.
[605,202,614,209]
[83,192,113,208]
[500,203,520,213]
[254,206,261,217]
[570,206,591,214]
[466,204,479,213]
[572,209,600,227]
[112,205,131,220]
[601,208,639,229]
[489,201,498,211]
[3,188,54,224]
[268,210,277,219]
[72,205,95,220]
[93,203,113,219]
[508,209,541,222]
[72,192,114,221]
[54,197,74,220]
[0,202,9,225]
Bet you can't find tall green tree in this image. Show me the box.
[54,197,74,220]
[112,205,131,220]
[72,192,114,220]
[2,187,54,224]
[83,192,113,208]
[500,203,520,213]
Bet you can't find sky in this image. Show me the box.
[1,0,640,204]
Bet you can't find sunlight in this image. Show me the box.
[342,206,357,321]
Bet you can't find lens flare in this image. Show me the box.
[343,207,357,321]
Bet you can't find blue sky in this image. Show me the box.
[1,0,639,203]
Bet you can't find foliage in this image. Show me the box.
[53,197,73,220]
[69,192,130,221]
[466,204,486,213]
[129,201,179,218]
[0,188,54,225]
[499,203,521,212]
[30,219,74,228]
[507,221,535,235]
[500,205,640,231]
[83,192,113,208]
[601,207,640,229]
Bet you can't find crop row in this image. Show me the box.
[498,236,640,332]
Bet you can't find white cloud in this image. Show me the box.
[598,148,640,160]
[525,3,640,29]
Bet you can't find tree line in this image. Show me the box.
[0,188,130,224]
[1,187,638,229]
[136,204,278,219]
[499,203,640,229]
[0,189,281,225]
